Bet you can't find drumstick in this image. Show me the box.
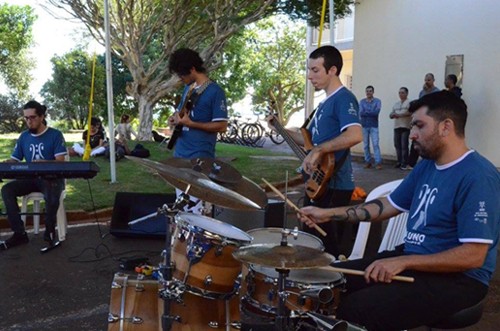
[319,265,415,283]
[261,178,327,237]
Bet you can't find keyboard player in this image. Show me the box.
[1,101,67,251]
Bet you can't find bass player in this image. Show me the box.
[267,45,362,257]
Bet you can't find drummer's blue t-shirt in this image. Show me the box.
[388,151,500,286]
[174,82,228,159]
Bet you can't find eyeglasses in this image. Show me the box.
[24,115,39,121]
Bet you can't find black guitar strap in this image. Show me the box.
[189,80,212,108]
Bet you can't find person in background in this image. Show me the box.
[298,91,500,331]
[1,101,67,249]
[444,74,462,98]
[389,87,412,170]
[115,114,137,143]
[359,85,382,169]
[267,45,362,257]
[70,117,106,157]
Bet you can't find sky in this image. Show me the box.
[1,0,89,97]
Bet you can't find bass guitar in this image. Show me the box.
[269,111,335,201]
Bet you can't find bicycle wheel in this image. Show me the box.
[241,123,263,145]
[269,129,285,145]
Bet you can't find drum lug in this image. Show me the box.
[214,244,225,256]
[204,275,213,287]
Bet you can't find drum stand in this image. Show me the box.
[150,191,193,331]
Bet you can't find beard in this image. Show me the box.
[413,130,444,160]
[28,128,38,134]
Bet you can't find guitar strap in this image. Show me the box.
[189,79,212,108]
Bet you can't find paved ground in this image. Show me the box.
[0,138,498,331]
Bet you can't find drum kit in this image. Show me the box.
[107,156,359,331]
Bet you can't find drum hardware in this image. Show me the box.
[304,312,348,331]
[299,287,334,304]
[107,313,144,325]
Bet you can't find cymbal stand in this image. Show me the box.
[157,186,193,331]
[275,268,292,331]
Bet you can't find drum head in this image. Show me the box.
[247,227,324,250]
[252,266,344,284]
[175,212,252,243]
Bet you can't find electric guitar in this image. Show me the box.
[268,108,335,201]
[167,85,195,150]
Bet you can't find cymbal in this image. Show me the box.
[161,157,267,209]
[233,244,334,269]
[126,156,261,211]
[161,157,242,184]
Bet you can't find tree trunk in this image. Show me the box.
[137,96,154,141]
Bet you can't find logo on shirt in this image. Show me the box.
[410,184,438,231]
[473,201,488,224]
[348,103,357,116]
[311,107,324,139]
[29,143,45,161]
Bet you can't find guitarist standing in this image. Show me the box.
[167,48,228,213]
[168,48,228,159]
[268,45,362,257]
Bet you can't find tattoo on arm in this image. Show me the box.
[331,199,384,223]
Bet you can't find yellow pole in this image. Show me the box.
[83,54,97,160]
[317,0,328,47]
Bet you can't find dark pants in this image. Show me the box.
[303,188,353,257]
[393,128,410,166]
[335,247,488,331]
[1,178,64,235]
[407,140,420,167]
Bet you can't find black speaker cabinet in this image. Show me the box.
[211,198,285,232]
[110,192,176,238]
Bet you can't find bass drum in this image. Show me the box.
[108,273,161,331]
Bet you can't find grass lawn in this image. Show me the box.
[0,134,299,212]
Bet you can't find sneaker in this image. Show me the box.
[364,163,372,169]
[400,165,413,171]
[0,232,29,250]
[375,164,382,170]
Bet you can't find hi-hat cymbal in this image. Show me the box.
[161,157,242,184]
[126,156,261,211]
[161,157,267,209]
[233,244,334,269]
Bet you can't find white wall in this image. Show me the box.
[351,0,500,166]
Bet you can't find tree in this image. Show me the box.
[40,49,107,130]
[46,0,276,140]
[0,4,36,97]
[0,93,24,134]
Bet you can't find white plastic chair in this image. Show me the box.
[20,154,69,241]
[348,179,405,260]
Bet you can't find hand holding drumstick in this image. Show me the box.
[261,178,327,237]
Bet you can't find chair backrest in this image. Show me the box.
[348,179,404,260]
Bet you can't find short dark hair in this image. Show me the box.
[90,117,100,127]
[409,90,467,137]
[447,74,458,85]
[169,48,206,76]
[309,45,343,75]
[23,100,46,117]
[400,87,408,93]
[120,114,129,123]
[366,85,374,91]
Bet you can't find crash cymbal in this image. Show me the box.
[233,244,334,269]
[161,157,242,184]
[161,157,267,209]
[126,156,261,210]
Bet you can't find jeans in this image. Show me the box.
[362,127,381,165]
[393,128,410,166]
[1,178,64,234]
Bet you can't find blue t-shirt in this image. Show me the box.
[308,86,361,190]
[174,82,228,159]
[388,151,500,286]
[12,127,67,162]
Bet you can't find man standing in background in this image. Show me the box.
[360,85,382,169]
[445,74,462,98]
[390,87,412,170]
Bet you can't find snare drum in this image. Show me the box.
[172,212,252,298]
[243,267,345,317]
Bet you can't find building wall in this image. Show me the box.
[351,0,500,166]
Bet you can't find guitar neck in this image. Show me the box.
[271,117,308,161]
